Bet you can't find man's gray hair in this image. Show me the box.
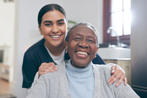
[65,22,99,47]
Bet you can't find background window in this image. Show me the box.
[103,0,131,44]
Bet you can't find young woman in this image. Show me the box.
[22,4,127,91]
[26,22,139,98]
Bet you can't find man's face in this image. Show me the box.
[66,25,98,68]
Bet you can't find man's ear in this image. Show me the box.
[65,41,68,53]
[38,25,43,35]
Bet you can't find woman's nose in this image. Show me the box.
[52,24,59,33]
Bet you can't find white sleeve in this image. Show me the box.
[107,63,125,74]
[27,72,39,94]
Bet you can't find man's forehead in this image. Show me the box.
[71,25,92,32]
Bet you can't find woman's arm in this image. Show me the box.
[108,64,127,86]
[92,54,127,86]
[108,63,127,86]
[22,53,38,88]
[22,53,57,90]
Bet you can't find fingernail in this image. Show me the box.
[55,67,58,70]
[116,84,118,87]
[112,70,115,73]
[108,80,110,83]
[51,70,54,72]
[109,82,112,85]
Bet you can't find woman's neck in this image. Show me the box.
[44,40,66,56]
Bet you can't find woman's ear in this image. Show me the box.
[65,41,68,53]
[38,25,43,35]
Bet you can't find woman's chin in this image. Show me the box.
[50,42,63,47]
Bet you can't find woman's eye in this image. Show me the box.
[45,24,51,26]
[58,22,64,26]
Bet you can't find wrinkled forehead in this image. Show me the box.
[70,25,96,36]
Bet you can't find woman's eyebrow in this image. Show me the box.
[43,20,52,23]
[57,19,64,22]
[43,19,64,24]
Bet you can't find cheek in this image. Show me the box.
[68,41,76,49]
[60,25,67,34]
[68,41,77,54]
[41,27,51,35]
[90,45,98,55]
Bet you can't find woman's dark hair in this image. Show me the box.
[38,4,66,26]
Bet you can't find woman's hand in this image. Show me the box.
[38,62,58,78]
[108,65,127,87]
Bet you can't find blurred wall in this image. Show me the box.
[63,0,103,43]
[13,0,103,98]
[0,1,15,66]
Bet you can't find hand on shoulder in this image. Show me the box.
[38,62,58,78]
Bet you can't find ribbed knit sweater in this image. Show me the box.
[26,61,140,98]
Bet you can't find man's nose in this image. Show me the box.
[78,40,89,48]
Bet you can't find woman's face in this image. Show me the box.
[39,10,67,47]
[66,25,98,68]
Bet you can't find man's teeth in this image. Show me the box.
[77,51,88,55]
[51,35,60,38]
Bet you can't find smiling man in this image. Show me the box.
[65,24,99,68]
[26,23,139,98]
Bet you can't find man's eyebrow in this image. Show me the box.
[43,20,52,24]
[88,35,96,38]
[57,19,64,22]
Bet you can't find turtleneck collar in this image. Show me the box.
[65,59,93,79]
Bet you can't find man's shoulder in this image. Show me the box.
[94,64,111,73]
[42,63,65,80]
[93,64,112,79]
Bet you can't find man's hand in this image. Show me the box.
[38,62,58,78]
[108,65,127,87]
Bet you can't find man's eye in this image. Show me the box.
[74,37,81,41]
[87,39,95,43]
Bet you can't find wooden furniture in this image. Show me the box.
[104,59,131,85]
[0,63,9,81]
